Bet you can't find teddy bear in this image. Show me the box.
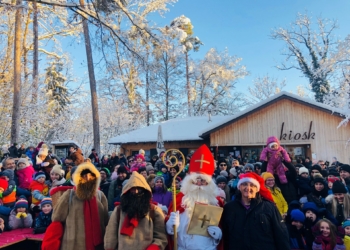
[260,136,291,184]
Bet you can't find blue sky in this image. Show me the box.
[65,0,350,96]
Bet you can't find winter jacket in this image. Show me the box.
[152,188,172,207]
[1,170,17,206]
[268,186,288,216]
[34,211,52,233]
[307,187,328,209]
[17,166,35,189]
[343,235,350,250]
[108,178,126,211]
[287,224,307,250]
[109,156,119,167]
[325,194,349,226]
[262,160,298,204]
[222,194,290,250]
[17,147,26,158]
[297,176,313,198]
[29,180,49,205]
[9,209,33,229]
[8,146,18,158]
[48,178,66,192]
[130,162,146,172]
[100,180,110,199]
[26,149,34,162]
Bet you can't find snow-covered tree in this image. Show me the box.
[248,75,286,102]
[44,58,70,114]
[190,48,248,116]
[271,13,344,103]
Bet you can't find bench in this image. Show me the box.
[0,228,44,249]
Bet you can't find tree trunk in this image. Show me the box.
[146,70,150,126]
[79,0,100,154]
[32,0,39,104]
[185,51,191,116]
[11,0,23,144]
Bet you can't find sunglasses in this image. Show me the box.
[220,164,227,166]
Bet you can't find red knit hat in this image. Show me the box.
[237,172,274,202]
[189,144,215,176]
[135,154,145,161]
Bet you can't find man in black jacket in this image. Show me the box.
[222,172,290,250]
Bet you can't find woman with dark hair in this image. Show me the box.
[152,176,172,207]
[307,174,328,209]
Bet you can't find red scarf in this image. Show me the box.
[120,215,139,236]
[84,196,103,250]
[320,235,334,250]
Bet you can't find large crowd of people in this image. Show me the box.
[0,140,349,250]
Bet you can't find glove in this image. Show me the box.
[314,235,323,245]
[145,244,160,250]
[207,226,222,240]
[21,213,27,218]
[166,211,179,235]
[16,212,24,219]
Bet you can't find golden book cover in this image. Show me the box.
[187,202,223,236]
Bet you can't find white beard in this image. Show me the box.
[180,173,218,213]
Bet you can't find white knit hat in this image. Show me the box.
[299,167,309,175]
[38,144,49,157]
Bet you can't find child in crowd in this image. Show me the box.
[216,175,230,202]
[16,157,35,190]
[0,170,17,207]
[9,197,33,229]
[47,165,66,191]
[157,165,169,186]
[34,198,53,234]
[312,218,345,250]
[342,218,350,249]
[327,177,341,194]
[29,172,49,212]
[288,209,307,250]
[130,154,146,172]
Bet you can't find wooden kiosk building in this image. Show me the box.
[109,92,350,164]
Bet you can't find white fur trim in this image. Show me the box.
[237,177,260,191]
[325,194,334,204]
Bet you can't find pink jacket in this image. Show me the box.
[17,165,35,189]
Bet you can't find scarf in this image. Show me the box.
[84,196,103,250]
[320,235,334,250]
[120,215,139,236]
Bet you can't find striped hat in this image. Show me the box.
[15,197,28,210]
[40,197,52,207]
[34,172,46,181]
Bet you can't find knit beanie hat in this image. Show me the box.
[216,175,227,184]
[135,154,145,161]
[327,177,340,183]
[229,168,237,177]
[332,180,347,194]
[261,172,274,181]
[299,167,309,175]
[139,149,145,155]
[342,218,350,228]
[100,168,110,177]
[340,164,350,174]
[40,197,53,207]
[15,196,28,210]
[237,172,274,202]
[243,163,254,172]
[291,209,305,223]
[311,165,322,174]
[117,166,128,175]
[302,202,318,215]
[154,176,165,184]
[219,170,228,177]
[34,172,46,181]
[146,165,154,174]
[328,169,340,177]
[50,165,65,177]
[313,175,325,185]
[1,169,14,180]
[17,158,29,168]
